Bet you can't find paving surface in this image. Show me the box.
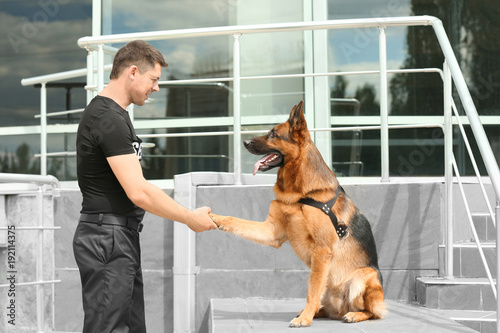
[210,298,478,332]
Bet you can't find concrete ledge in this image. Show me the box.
[209,298,477,332]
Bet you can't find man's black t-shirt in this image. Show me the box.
[76,95,145,220]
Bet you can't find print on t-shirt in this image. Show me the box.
[133,138,143,160]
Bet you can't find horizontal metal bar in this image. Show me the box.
[236,68,442,81]
[21,64,112,87]
[139,123,444,139]
[0,280,61,288]
[311,123,444,132]
[156,68,442,87]
[34,152,76,158]
[0,226,61,230]
[332,161,364,166]
[21,68,87,87]
[78,16,436,47]
[0,173,59,189]
[34,108,85,119]
[145,154,229,159]
[331,98,361,106]
[3,115,499,138]
[140,131,234,138]
[158,78,232,85]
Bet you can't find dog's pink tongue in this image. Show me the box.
[253,155,269,175]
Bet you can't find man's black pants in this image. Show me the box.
[73,221,146,333]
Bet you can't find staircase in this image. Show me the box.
[416,213,497,333]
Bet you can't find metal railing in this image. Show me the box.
[0,173,60,333]
[75,15,500,332]
[11,15,500,331]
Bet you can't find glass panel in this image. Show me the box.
[0,135,40,174]
[390,127,444,177]
[332,128,381,177]
[455,126,500,176]
[0,0,91,176]
[327,0,500,177]
[137,127,230,180]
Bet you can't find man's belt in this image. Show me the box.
[79,213,144,233]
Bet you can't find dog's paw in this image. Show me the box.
[343,311,368,323]
[289,315,312,328]
[208,213,227,231]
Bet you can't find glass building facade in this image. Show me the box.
[1,0,499,180]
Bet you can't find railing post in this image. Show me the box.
[36,185,45,332]
[232,33,242,185]
[443,60,454,278]
[496,199,500,333]
[86,49,94,103]
[40,83,47,176]
[172,174,197,333]
[97,44,104,93]
[378,27,389,182]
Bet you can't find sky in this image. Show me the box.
[0,0,92,127]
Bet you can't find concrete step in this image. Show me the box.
[209,298,477,332]
[416,277,496,311]
[439,243,496,278]
[436,309,496,333]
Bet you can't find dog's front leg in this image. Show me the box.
[290,247,332,327]
[209,201,287,248]
[209,214,286,249]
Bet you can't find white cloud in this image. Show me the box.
[166,45,197,75]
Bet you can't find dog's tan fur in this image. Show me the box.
[210,101,385,327]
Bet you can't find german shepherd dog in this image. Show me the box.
[209,101,385,327]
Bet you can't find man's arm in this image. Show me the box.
[107,153,217,232]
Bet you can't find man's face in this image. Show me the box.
[130,63,162,106]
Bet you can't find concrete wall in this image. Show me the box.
[0,193,55,333]
[1,173,495,332]
[194,176,444,332]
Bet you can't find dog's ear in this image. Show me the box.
[288,101,307,139]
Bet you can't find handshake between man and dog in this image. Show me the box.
[209,101,385,328]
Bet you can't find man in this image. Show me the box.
[73,40,217,333]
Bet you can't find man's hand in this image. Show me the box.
[187,206,218,233]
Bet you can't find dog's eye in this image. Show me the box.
[268,130,276,138]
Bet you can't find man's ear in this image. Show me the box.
[128,65,139,80]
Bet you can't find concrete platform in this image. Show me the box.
[209,298,478,332]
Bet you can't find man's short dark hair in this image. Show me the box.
[110,40,168,79]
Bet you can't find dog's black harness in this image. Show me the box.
[299,186,349,239]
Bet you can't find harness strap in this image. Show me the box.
[298,187,349,239]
